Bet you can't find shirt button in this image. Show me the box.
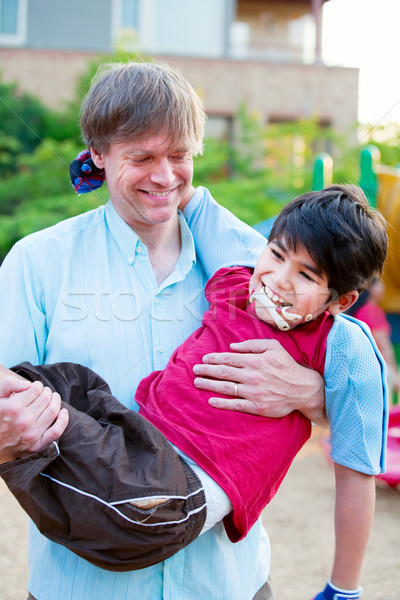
[153,297,159,304]
[136,245,142,253]
[128,256,134,264]
[158,346,164,353]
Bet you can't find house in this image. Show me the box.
[0,0,358,141]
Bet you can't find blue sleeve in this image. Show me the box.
[183,186,267,279]
[0,241,47,367]
[324,314,388,475]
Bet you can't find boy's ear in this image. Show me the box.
[327,290,359,315]
[90,147,105,169]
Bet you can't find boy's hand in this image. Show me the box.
[0,376,69,464]
[313,581,362,599]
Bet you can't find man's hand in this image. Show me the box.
[0,376,69,464]
[193,338,327,424]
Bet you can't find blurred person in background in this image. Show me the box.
[348,277,400,397]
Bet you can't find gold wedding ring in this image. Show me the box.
[234,382,239,398]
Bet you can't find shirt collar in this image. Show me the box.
[105,200,142,265]
[104,201,196,276]
[174,209,197,278]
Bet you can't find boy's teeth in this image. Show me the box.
[263,286,287,306]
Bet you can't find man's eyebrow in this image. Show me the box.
[169,147,192,154]
[128,148,154,156]
[128,147,190,156]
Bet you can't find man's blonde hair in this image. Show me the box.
[80,61,205,155]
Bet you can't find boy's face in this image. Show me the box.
[249,239,348,330]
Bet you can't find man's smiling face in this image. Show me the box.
[91,132,194,231]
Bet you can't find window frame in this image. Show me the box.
[111,0,140,49]
[0,0,28,46]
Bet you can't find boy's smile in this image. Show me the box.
[249,239,335,330]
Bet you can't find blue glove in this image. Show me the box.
[69,149,105,194]
[313,580,362,600]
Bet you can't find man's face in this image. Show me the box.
[91,133,194,232]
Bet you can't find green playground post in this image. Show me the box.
[359,145,380,208]
[312,153,333,191]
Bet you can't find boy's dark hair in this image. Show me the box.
[268,184,388,298]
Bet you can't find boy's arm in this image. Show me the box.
[313,464,374,599]
[313,317,385,599]
[331,464,375,589]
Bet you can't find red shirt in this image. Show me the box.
[137,267,333,542]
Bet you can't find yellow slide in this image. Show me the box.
[377,167,400,313]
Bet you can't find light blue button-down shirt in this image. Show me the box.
[0,187,270,600]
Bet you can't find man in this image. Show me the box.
[0,61,325,600]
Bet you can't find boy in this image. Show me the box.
[0,184,387,600]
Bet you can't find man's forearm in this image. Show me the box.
[295,368,327,425]
[183,187,266,279]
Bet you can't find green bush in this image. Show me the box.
[0,78,49,150]
[0,139,83,213]
[0,133,22,176]
[0,138,109,260]
[0,186,108,261]
[0,73,87,175]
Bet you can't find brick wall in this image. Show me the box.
[166,56,358,137]
[0,48,358,138]
[0,48,96,109]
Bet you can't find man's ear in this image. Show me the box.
[90,147,105,169]
[327,290,359,315]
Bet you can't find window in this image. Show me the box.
[112,0,139,51]
[0,0,27,45]
[121,0,138,29]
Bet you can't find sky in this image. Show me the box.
[322,0,400,125]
